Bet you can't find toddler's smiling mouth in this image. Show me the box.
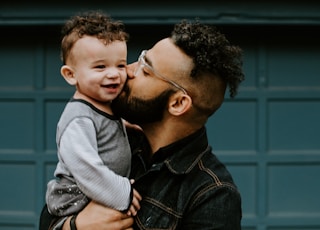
[102,83,119,89]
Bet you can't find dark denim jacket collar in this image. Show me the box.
[152,127,209,175]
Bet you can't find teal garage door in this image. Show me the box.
[207,25,320,230]
[0,13,320,230]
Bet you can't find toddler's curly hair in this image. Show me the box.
[61,11,129,64]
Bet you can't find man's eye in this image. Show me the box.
[142,66,151,76]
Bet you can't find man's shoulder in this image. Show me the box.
[194,151,238,189]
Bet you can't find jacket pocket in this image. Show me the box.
[134,197,181,230]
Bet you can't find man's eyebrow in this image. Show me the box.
[144,51,153,67]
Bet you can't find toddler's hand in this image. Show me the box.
[127,180,142,216]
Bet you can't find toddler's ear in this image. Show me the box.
[60,65,77,85]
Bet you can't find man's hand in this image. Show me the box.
[62,201,134,230]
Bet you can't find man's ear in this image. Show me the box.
[60,65,77,85]
[168,93,192,116]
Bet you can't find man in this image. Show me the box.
[40,19,244,230]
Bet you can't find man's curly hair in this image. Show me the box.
[60,10,129,64]
[171,20,244,98]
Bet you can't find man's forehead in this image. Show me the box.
[150,38,193,72]
[151,38,176,55]
[149,39,186,65]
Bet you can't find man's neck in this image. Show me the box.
[141,120,201,154]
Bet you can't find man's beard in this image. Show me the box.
[112,84,174,125]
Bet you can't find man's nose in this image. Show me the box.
[126,62,137,79]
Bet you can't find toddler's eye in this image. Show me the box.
[95,65,105,69]
[118,64,126,68]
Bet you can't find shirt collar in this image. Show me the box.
[151,127,209,174]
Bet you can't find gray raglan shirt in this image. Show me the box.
[46,98,132,215]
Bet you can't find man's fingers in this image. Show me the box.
[133,189,142,201]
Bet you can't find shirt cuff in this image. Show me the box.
[51,216,68,230]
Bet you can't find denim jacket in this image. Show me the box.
[39,127,242,230]
[129,127,242,230]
